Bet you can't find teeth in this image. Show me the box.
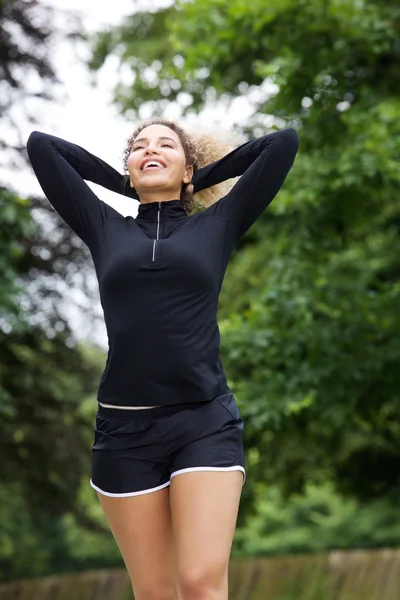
[142,161,164,170]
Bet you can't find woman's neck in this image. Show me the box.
[138,190,181,204]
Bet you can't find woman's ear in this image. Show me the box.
[183,164,194,185]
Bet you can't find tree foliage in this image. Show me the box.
[234,481,400,556]
[0,0,83,162]
[2,0,400,582]
[0,4,108,579]
[89,0,400,507]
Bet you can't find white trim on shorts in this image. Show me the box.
[170,465,246,482]
[89,478,170,498]
[90,466,246,498]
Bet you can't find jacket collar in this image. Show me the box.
[136,199,187,221]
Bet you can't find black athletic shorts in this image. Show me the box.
[89,392,245,497]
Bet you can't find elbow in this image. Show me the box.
[283,128,300,154]
[275,128,300,165]
[26,130,47,152]
[26,131,51,161]
[27,130,42,145]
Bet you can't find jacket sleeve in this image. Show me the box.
[26,131,139,246]
[195,128,299,242]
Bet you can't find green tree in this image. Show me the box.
[88,0,400,508]
[0,1,111,580]
[0,0,83,163]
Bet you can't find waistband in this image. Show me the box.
[97,401,208,420]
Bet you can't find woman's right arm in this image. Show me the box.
[26,131,138,246]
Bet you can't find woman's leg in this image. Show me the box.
[170,471,243,600]
[96,487,178,600]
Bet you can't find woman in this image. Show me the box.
[27,117,299,600]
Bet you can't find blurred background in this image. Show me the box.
[1,0,400,597]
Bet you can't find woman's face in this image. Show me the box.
[127,124,193,197]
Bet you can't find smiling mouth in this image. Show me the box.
[141,160,167,171]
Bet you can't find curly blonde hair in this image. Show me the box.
[122,117,238,213]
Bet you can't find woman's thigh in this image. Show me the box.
[170,470,243,598]
[97,487,177,600]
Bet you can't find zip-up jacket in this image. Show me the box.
[26,128,299,406]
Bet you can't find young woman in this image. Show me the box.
[27,118,299,600]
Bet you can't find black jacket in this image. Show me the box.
[26,128,299,406]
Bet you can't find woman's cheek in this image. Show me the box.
[127,154,139,175]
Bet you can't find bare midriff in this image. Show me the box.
[98,402,160,410]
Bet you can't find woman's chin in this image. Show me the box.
[137,175,170,189]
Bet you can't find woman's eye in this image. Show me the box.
[131,143,172,152]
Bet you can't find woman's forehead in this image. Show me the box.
[135,124,180,143]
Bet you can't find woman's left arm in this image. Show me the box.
[195,128,299,241]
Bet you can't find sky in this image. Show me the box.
[2,0,257,215]
[2,0,149,216]
[2,0,261,348]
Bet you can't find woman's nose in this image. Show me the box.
[145,145,160,154]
